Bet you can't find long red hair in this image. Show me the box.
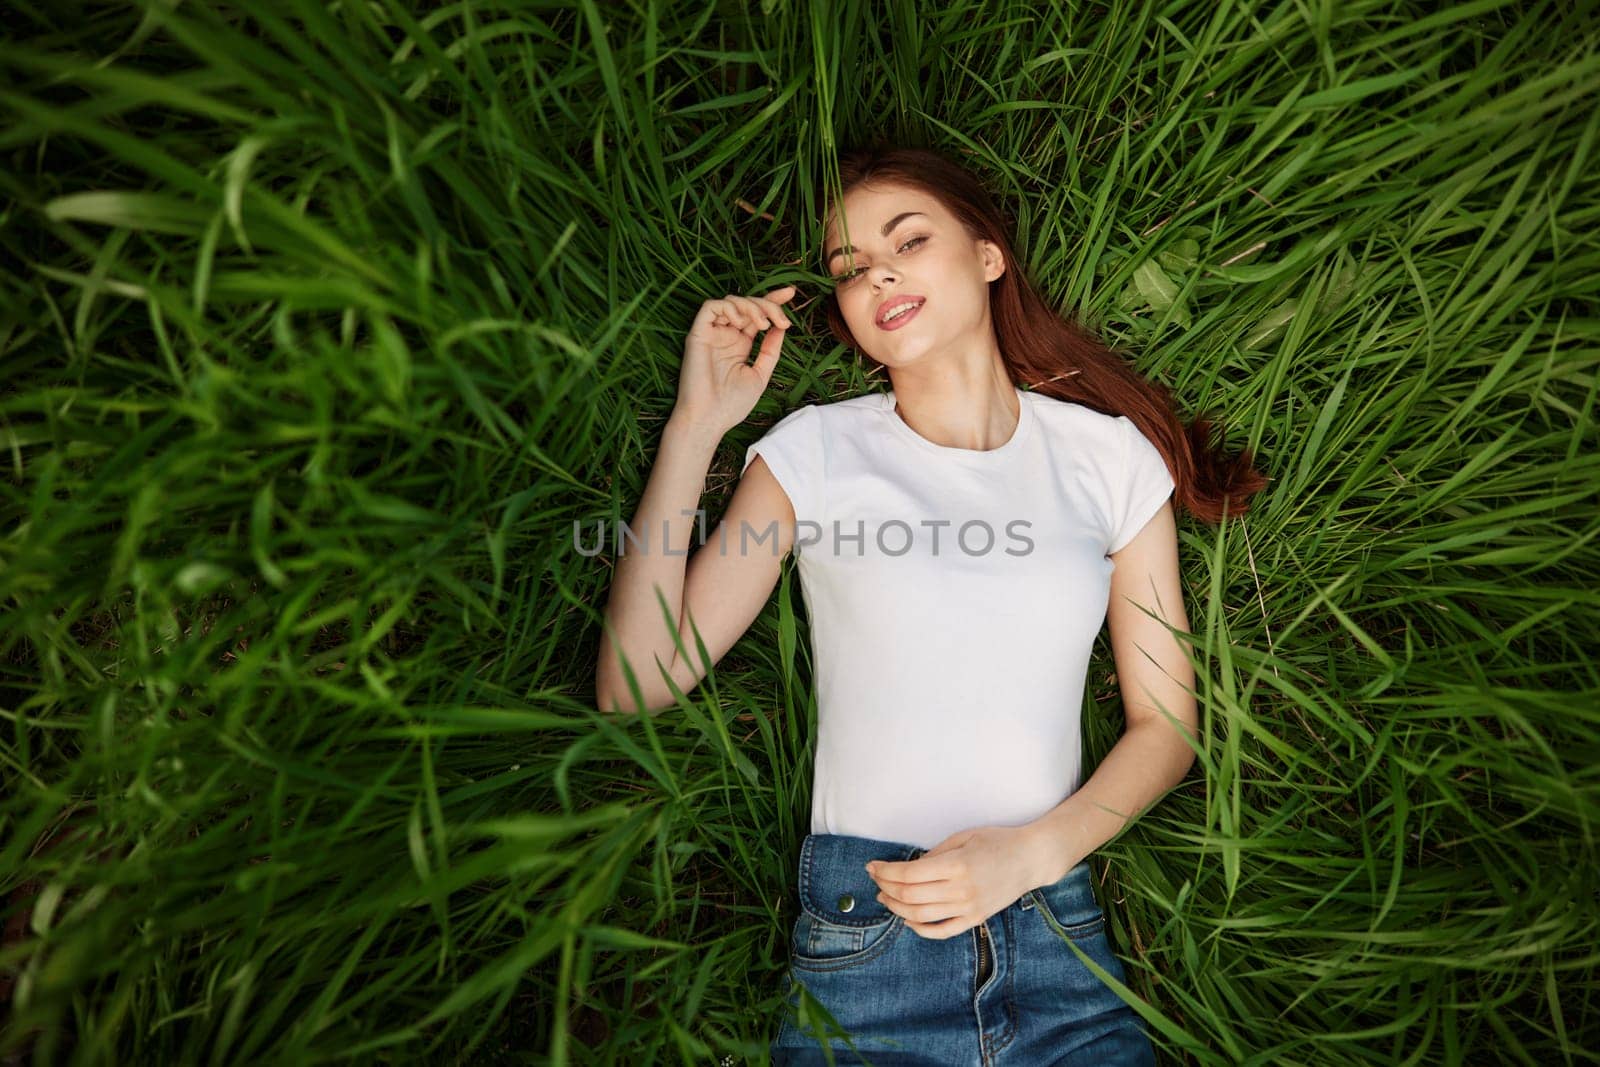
[812,144,1267,526]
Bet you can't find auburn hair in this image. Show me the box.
[811,143,1268,526]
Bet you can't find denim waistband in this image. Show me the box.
[796,833,928,928]
[794,832,1100,930]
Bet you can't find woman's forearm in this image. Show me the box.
[594,414,723,713]
[1020,720,1197,888]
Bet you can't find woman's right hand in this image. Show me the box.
[673,284,797,439]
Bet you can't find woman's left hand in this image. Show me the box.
[866,825,1046,939]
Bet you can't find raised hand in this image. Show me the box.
[674,284,797,439]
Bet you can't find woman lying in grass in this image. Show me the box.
[595,144,1266,1064]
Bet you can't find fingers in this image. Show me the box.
[882,893,973,939]
[731,293,791,332]
[750,312,787,383]
[908,917,975,941]
[710,289,795,334]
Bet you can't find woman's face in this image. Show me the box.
[822,182,1005,369]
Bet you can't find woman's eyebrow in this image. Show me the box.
[825,211,927,269]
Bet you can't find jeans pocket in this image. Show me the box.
[1029,863,1107,942]
[791,908,903,970]
[788,836,910,971]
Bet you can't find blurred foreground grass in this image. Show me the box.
[1,1,1598,1063]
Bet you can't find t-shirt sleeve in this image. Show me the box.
[741,404,823,532]
[1106,415,1176,554]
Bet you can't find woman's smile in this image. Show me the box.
[878,298,926,331]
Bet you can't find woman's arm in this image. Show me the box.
[594,415,720,714]
[594,285,799,716]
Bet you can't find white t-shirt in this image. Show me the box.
[741,384,1175,850]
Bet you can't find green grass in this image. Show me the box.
[2,0,1598,1063]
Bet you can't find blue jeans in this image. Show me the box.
[770,833,1159,1066]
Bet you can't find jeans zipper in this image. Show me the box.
[975,922,992,991]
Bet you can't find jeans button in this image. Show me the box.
[837,893,855,912]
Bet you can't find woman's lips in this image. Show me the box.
[877,299,925,331]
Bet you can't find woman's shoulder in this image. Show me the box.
[782,390,888,429]
[748,391,881,446]
[815,391,888,414]
[1022,388,1124,437]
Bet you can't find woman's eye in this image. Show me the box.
[834,235,927,284]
